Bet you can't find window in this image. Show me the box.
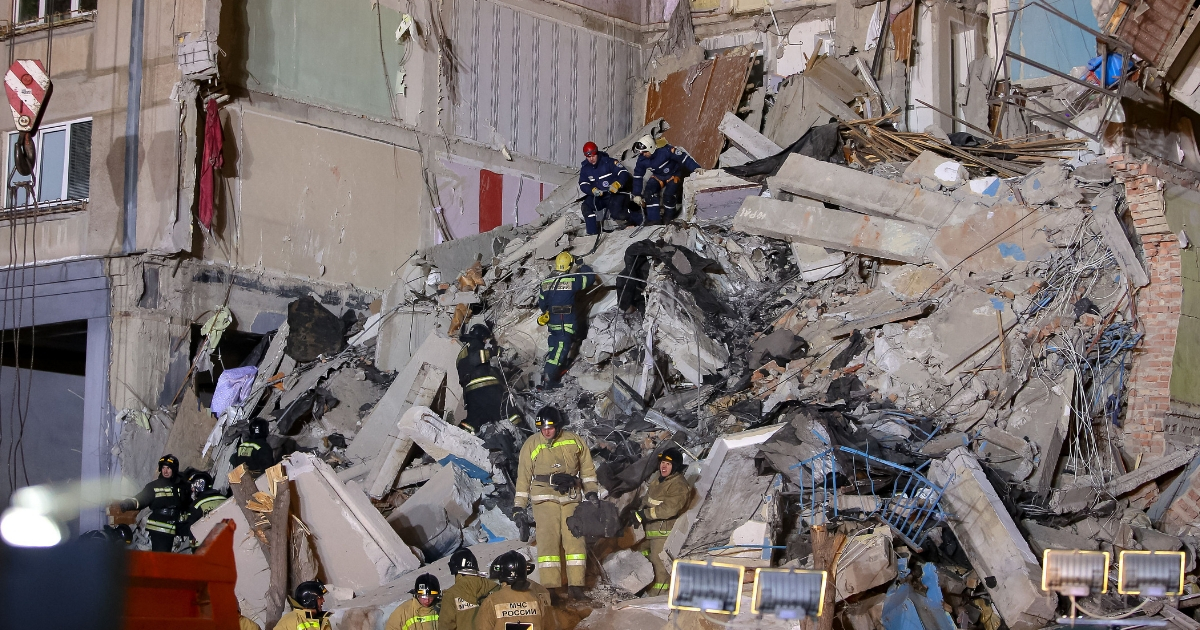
[14,0,96,25]
[5,119,91,208]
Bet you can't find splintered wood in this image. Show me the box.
[838,110,1086,177]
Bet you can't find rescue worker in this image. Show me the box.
[633,447,693,596]
[513,406,599,601]
[118,454,184,552]
[457,323,506,434]
[578,141,630,235]
[230,418,277,476]
[440,549,500,630]
[274,580,332,630]
[180,471,228,547]
[475,551,555,630]
[385,573,441,630]
[536,252,599,389]
[630,134,701,224]
[240,616,262,630]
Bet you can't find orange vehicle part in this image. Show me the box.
[123,519,241,630]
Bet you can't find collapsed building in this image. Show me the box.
[7,0,1200,627]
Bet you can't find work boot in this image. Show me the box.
[550,587,568,606]
[569,586,587,601]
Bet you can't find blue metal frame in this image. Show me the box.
[791,446,948,550]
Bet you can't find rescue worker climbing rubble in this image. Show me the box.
[274,580,332,630]
[513,406,599,601]
[456,323,507,434]
[230,418,277,476]
[385,573,441,630]
[631,134,701,224]
[633,447,693,596]
[475,551,556,630]
[179,470,227,548]
[440,548,500,630]
[577,140,630,235]
[537,251,599,390]
[118,454,184,552]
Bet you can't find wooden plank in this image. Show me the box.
[646,53,754,168]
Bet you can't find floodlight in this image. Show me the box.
[1118,551,1185,597]
[667,559,745,615]
[750,568,827,619]
[1042,550,1110,597]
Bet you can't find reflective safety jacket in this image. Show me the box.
[631,145,700,196]
[458,339,500,394]
[578,151,630,196]
[240,616,262,630]
[537,267,599,335]
[130,476,184,536]
[441,574,500,630]
[385,598,439,630]
[474,582,556,630]
[640,472,692,539]
[180,489,228,539]
[230,438,275,474]
[272,609,332,630]
[514,430,599,509]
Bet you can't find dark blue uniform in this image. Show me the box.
[537,265,599,385]
[457,337,505,433]
[632,145,700,223]
[578,151,631,235]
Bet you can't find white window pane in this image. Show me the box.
[38,129,66,202]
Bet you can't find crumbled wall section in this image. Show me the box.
[1109,155,1189,456]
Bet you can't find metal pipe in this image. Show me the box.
[121,0,145,253]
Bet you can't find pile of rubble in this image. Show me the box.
[110,85,1200,630]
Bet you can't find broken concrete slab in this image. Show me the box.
[602,549,655,594]
[1018,163,1072,206]
[735,195,936,265]
[834,528,897,601]
[763,74,859,148]
[992,370,1074,498]
[682,170,760,221]
[192,496,271,628]
[930,447,1056,630]
[791,242,848,283]
[774,153,962,228]
[388,463,483,560]
[498,215,570,267]
[718,111,783,160]
[348,333,463,464]
[1022,520,1099,556]
[645,272,729,385]
[285,452,421,592]
[1092,189,1151,287]
[1107,449,1197,496]
[903,151,967,188]
[364,371,447,498]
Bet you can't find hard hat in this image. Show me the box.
[158,454,179,476]
[554,251,575,272]
[449,548,480,575]
[249,418,269,439]
[633,134,655,153]
[188,471,214,493]
[410,573,441,604]
[658,446,686,473]
[490,550,534,585]
[535,406,565,429]
[582,141,599,157]
[294,580,327,610]
[466,323,491,341]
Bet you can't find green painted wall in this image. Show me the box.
[241,0,405,120]
[1165,185,1200,406]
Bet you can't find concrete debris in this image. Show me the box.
[388,463,483,559]
[601,549,655,594]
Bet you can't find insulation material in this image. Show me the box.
[285,452,421,591]
[645,54,755,168]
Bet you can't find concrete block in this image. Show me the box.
[1022,520,1099,556]
[499,215,569,266]
[1107,449,1197,496]
[834,529,896,600]
[903,151,966,187]
[735,196,935,265]
[389,463,483,560]
[774,153,962,228]
[478,506,522,542]
[645,273,729,385]
[192,496,272,628]
[929,447,1056,630]
[602,549,655,594]
[1092,189,1150,287]
[718,111,783,160]
[989,370,1073,498]
[790,242,847,282]
[681,170,758,221]
[285,453,421,592]
[1018,163,1071,205]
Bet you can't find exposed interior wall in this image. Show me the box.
[1164,185,1200,409]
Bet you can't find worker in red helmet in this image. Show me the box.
[577,141,630,235]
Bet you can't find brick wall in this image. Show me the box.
[1107,155,1183,458]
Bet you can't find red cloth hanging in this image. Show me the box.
[198,98,223,230]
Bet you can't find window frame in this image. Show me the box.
[13,0,95,26]
[4,116,92,209]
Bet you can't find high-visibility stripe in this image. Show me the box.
[566,554,586,561]
[645,530,672,538]
[238,442,260,456]
[567,560,586,566]
[530,494,559,502]
[529,439,580,461]
[647,498,663,506]
[146,521,176,534]
[547,340,565,366]
[641,550,650,556]
[538,555,561,562]
[296,620,321,630]
[402,614,439,630]
[581,477,597,484]
[154,487,175,497]
[651,583,671,591]
[515,491,529,499]
[648,507,658,519]
[465,376,499,392]
[196,496,225,511]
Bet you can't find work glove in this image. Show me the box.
[513,508,533,542]
[586,492,600,506]
[632,196,644,207]
[591,187,603,197]
[609,182,621,194]
[537,312,550,326]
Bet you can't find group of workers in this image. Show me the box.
[577,134,702,235]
